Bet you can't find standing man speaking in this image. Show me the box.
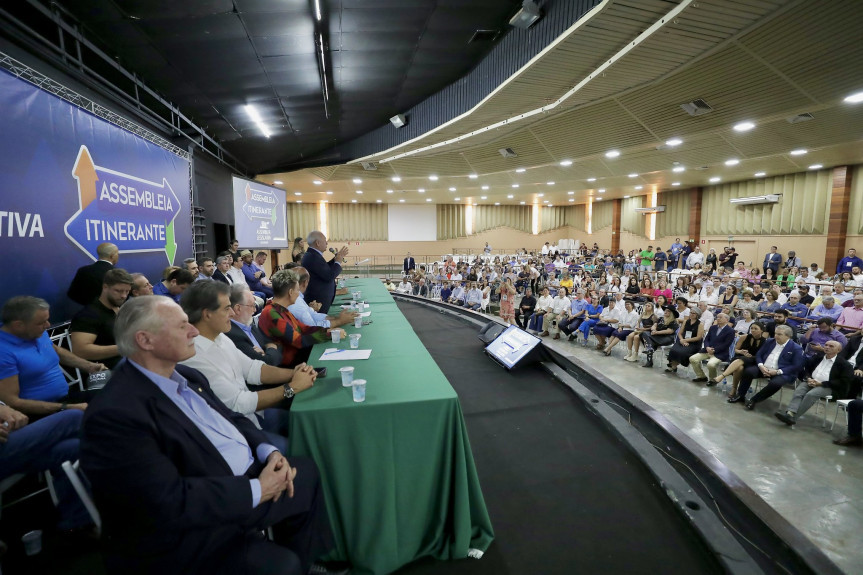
[301,231,348,314]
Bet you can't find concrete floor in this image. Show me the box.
[540,334,863,574]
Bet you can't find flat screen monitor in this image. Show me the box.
[485,324,542,370]
[231,176,288,248]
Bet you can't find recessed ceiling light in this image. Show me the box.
[512,184,519,188]
[598,189,606,193]
[809,164,823,170]
[356,190,363,194]
[546,181,555,185]
[399,199,406,203]
[392,176,401,182]
[519,201,526,205]
[481,196,487,199]
[481,185,489,190]
[473,203,478,206]
[548,204,554,207]
[665,138,683,147]
[507,194,514,198]
[351,199,357,203]
[454,197,460,201]
[352,178,362,184]
[543,200,549,203]
[537,193,544,197]
[296,200,302,203]
[386,189,394,193]
[789,149,807,156]
[418,188,425,193]
[568,198,574,202]
[673,166,685,173]
[709,177,721,183]
[754,172,766,177]
[323,200,328,203]
[311,180,320,185]
[733,121,755,132]
[469,174,478,179]
[516,168,526,173]
[429,175,438,181]
[595,197,602,201]
[624,195,631,198]
[725,159,740,166]
[376,199,382,203]
[294,192,302,196]
[449,187,456,191]
[494,202,501,205]
[672,182,680,186]
[274,180,283,184]
[426,198,432,202]
[567,191,575,195]
[587,177,596,182]
[605,150,620,158]
[326,191,333,195]
[628,173,638,178]
[560,160,573,167]
[634,185,643,190]
[843,91,863,103]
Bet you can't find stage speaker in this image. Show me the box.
[484,324,544,370]
[477,321,507,344]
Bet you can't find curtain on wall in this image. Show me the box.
[473,205,532,233]
[285,203,319,241]
[540,205,568,231]
[656,189,691,238]
[620,196,645,236]
[437,204,466,240]
[569,204,586,232]
[592,200,613,230]
[328,203,388,241]
[847,165,863,234]
[702,170,831,235]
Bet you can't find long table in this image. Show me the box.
[288,279,494,574]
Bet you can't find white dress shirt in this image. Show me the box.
[761,340,788,373]
[620,310,641,329]
[227,267,246,285]
[700,309,714,331]
[848,339,863,366]
[811,356,835,383]
[535,295,554,312]
[551,295,570,314]
[181,334,264,428]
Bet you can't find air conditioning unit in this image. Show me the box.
[498,147,518,158]
[634,206,666,214]
[729,194,780,206]
[360,162,377,171]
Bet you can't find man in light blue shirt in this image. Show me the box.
[465,282,484,311]
[448,283,466,306]
[290,267,357,328]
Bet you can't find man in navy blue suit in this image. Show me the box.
[689,312,735,383]
[403,252,416,275]
[300,231,348,315]
[81,296,336,575]
[729,324,804,409]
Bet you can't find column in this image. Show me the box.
[611,199,621,253]
[688,187,703,247]
[825,166,853,274]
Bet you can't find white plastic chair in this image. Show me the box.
[50,328,84,392]
[831,399,854,431]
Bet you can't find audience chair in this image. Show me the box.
[61,461,101,533]
[0,470,56,520]
[831,399,854,431]
[50,327,84,392]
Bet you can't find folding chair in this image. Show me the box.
[50,327,84,392]
[61,461,101,533]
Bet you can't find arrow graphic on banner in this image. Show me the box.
[64,145,180,263]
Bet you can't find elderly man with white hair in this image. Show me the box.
[688,312,735,383]
[729,324,805,409]
[775,340,854,426]
[300,230,349,314]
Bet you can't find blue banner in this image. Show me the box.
[0,69,192,322]
[232,176,288,248]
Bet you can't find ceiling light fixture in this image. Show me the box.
[312,180,321,185]
[399,199,405,203]
[294,192,302,196]
[274,180,283,184]
[560,160,573,167]
[244,104,271,138]
[789,149,807,156]
[568,199,574,202]
[469,174,478,179]
[754,172,766,177]
[481,185,489,190]
[733,121,755,132]
[326,191,333,195]
[595,197,602,201]
[454,197,460,201]
[709,177,721,183]
[547,181,555,185]
[587,177,596,182]
[507,194,514,198]
[843,91,863,103]
[296,200,302,203]
[624,195,631,198]
[628,173,638,178]
[376,199,382,203]
[665,138,683,147]
[597,189,605,193]
[449,187,456,191]
[809,164,823,170]
[352,178,362,184]
[543,200,548,203]
[567,191,574,195]
[392,176,401,182]
[605,150,620,158]
[673,166,685,173]
[520,201,526,205]
[512,184,519,188]
[386,189,394,194]
[356,190,363,194]
[516,168,526,173]
[725,159,740,166]
[429,175,438,181]
[351,199,357,203]
[537,193,544,197]
[671,182,680,186]
[495,202,501,206]
[634,185,643,190]
[426,198,432,202]
[481,196,487,200]
[418,189,425,193]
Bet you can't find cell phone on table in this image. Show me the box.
[314,367,327,378]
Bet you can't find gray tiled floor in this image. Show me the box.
[541,334,863,574]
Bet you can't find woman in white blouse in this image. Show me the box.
[602,301,640,356]
[592,299,624,350]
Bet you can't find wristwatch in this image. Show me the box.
[283,385,295,399]
[59,402,68,412]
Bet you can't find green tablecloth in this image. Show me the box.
[288,279,494,574]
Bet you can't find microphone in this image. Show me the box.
[329,247,337,255]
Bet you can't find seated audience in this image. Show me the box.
[70,268,134,370]
[80,296,335,575]
[542,287,571,338]
[624,303,657,362]
[800,318,848,356]
[734,309,756,336]
[715,322,768,397]
[226,284,281,366]
[836,293,863,332]
[289,267,356,330]
[197,257,215,281]
[183,257,199,276]
[242,250,274,298]
[639,308,679,368]
[129,272,153,296]
[731,325,804,409]
[775,340,853,426]
[592,298,624,350]
[153,268,195,303]
[689,312,735,383]
[67,242,118,305]
[517,288,536,329]
[665,308,704,373]
[559,290,588,339]
[834,399,863,447]
[527,288,554,333]
[0,296,106,416]
[574,294,604,345]
[833,282,853,304]
[397,278,412,294]
[810,295,841,322]
[258,270,345,367]
[212,255,233,284]
[384,278,396,291]
[413,278,431,298]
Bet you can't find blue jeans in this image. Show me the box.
[0,410,92,529]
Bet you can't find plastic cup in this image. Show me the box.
[354,316,363,329]
[339,366,354,387]
[352,291,360,301]
[350,333,361,349]
[352,379,366,403]
[22,530,42,556]
[331,330,341,343]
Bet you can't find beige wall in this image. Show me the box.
[697,235,828,271]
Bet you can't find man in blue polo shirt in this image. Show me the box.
[152,268,195,303]
[559,290,588,339]
[0,296,106,416]
[836,248,863,275]
[780,294,810,329]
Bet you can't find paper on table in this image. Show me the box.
[319,348,372,361]
[359,311,372,317]
[341,303,369,310]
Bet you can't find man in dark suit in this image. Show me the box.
[412,278,430,297]
[212,255,233,285]
[839,334,863,400]
[67,242,118,305]
[689,312,735,383]
[763,245,782,275]
[403,252,415,275]
[226,284,281,366]
[731,325,804,409]
[301,231,348,314]
[775,340,853,425]
[80,296,336,575]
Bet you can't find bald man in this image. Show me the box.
[300,231,348,314]
[67,242,119,305]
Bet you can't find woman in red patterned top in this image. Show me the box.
[258,269,346,367]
